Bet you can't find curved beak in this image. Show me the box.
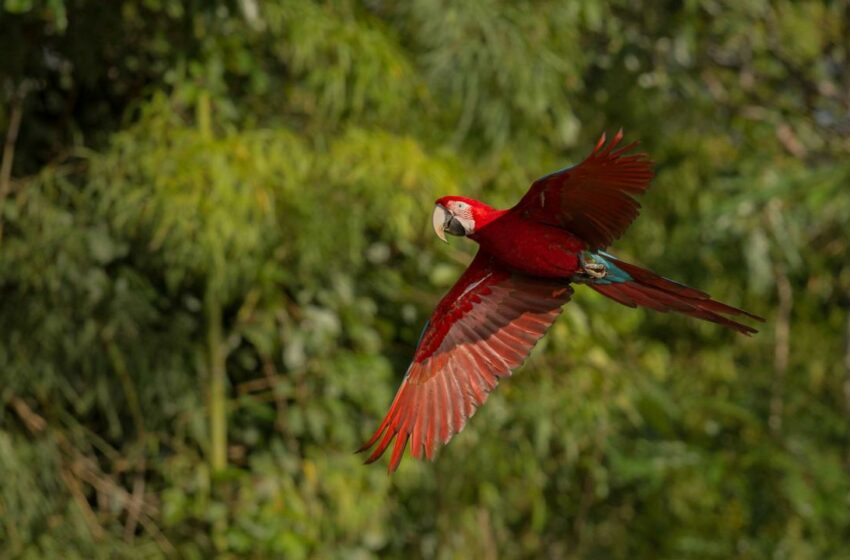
[432,204,450,243]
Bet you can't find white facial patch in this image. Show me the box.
[446,201,476,234]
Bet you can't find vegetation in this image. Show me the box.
[2,1,849,558]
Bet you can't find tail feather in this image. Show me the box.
[583,253,765,335]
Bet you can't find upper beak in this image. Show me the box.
[432,204,449,243]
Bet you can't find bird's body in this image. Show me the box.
[360,130,763,472]
[470,210,584,278]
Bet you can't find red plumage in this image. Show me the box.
[358,252,572,472]
[360,130,763,472]
[512,129,654,249]
[586,254,762,335]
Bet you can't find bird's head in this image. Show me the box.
[432,196,496,242]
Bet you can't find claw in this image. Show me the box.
[582,262,607,279]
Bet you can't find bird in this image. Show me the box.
[358,130,763,473]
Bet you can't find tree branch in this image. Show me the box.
[0,88,26,244]
[844,307,850,419]
[770,266,792,435]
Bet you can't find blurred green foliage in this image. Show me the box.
[2,1,850,558]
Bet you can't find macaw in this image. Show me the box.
[359,130,763,472]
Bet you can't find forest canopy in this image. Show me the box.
[1,1,849,558]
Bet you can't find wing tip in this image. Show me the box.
[747,311,767,323]
[595,131,607,152]
[591,128,651,164]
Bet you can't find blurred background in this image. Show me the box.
[1,1,849,558]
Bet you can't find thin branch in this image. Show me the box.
[844,308,850,419]
[123,460,146,543]
[475,507,499,560]
[60,467,105,541]
[8,393,174,554]
[0,88,26,244]
[71,458,174,554]
[10,396,47,433]
[105,338,147,438]
[206,280,228,474]
[770,266,792,435]
[0,497,22,554]
[236,373,281,395]
[262,356,289,436]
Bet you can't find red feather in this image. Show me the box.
[588,255,764,335]
[358,251,572,472]
[511,129,655,249]
[361,130,763,473]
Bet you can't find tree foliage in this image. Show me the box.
[2,1,850,558]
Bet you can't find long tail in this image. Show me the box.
[578,252,764,335]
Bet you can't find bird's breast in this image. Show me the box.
[470,215,584,278]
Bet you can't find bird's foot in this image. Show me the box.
[580,262,607,279]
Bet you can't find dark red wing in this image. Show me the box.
[511,130,655,250]
[359,250,572,472]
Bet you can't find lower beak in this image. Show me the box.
[432,205,449,242]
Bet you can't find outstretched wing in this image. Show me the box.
[511,130,654,250]
[359,250,572,472]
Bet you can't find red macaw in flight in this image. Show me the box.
[359,130,763,472]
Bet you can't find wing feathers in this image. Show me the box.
[359,251,572,472]
[424,384,438,460]
[513,130,654,249]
